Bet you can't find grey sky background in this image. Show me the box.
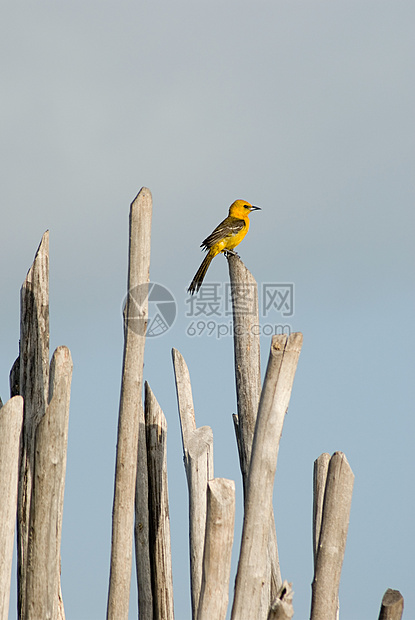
[1,2,414,619]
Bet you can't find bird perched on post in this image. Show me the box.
[187,200,261,295]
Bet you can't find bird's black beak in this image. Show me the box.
[250,206,261,211]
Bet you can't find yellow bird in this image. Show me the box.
[188,200,261,295]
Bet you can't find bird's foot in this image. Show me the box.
[223,249,239,258]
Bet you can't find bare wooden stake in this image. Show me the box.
[25,346,72,620]
[227,255,261,484]
[145,382,175,620]
[186,427,214,618]
[0,395,23,620]
[17,231,50,619]
[134,395,152,620]
[312,453,340,619]
[312,453,331,566]
[172,348,196,451]
[228,255,282,602]
[107,187,152,620]
[310,452,354,620]
[377,588,404,620]
[231,333,303,620]
[172,348,213,619]
[197,478,235,620]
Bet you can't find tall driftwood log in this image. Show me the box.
[378,588,404,620]
[171,347,196,449]
[107,187,152,620]
[0,396,23,620]
[310,452,354,620]
[134,397,153,619]
[228,255,282,605]
[312,453,340,618]
[17,232,50,619]
[172,348,214,619]
[312,453,331,566]
[226,255,261,485]
[15,231,70,620]
[145,382,174,620]
[231,333,302,620]
[197,478,235,620]
[25,346,72,620]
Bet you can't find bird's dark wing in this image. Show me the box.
[201,216,246,250]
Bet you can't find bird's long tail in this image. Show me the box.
[188,251,215,295]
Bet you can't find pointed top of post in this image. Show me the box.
[23,230,49,286]
[131,187,152,211]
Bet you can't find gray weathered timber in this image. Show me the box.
[0,396,23,620]
[25,347,72,620]
[107,187,152,620]
[197,478,235,620]
[186,427,214,619]
[135,396,153,619]
[310,452,354,620]
[312,453,331,565]
[172,347,213,619]
[267,581,294,620]
[145,382,175,620]
[231,333,303,620]
[228,255,282,601]
[312,453,339,619]
[172,348,197,452]
[378,589,404,620]
[17,231,50,619]
[134,399,153,620]
[226,255,261,484]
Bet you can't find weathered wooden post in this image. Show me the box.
[172,348,214,619]
[14,231,70,620]
[172,347,237,620]
[377,588,404,620]
[310,451,354,620]
[197,478,235,620]
[107,187,152,620]
[227,255,261,488]
[25,346,72,620]
[144,382,174,620]
[228,254,282,606]
[231,333,302,620]
[17,231,50,619]
[0,396,23,620]
[312,453,331,567]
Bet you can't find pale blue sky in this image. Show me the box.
[1,2,414,619]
